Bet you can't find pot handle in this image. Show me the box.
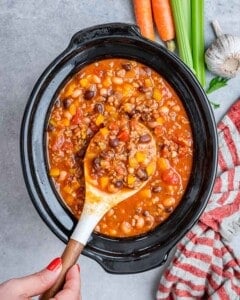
[88,247,170,274]
[68,23,142,48]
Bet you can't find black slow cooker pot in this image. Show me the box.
[20,23,218,274]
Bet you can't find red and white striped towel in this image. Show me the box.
[157,100,240,300]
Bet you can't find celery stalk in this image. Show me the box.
[170,0,193,70]
[192,0,205,87]
[182,0,191,44]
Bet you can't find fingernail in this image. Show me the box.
[47,257,62,271]
[77,264,80,273]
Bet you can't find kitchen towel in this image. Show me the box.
[157,99,240,300]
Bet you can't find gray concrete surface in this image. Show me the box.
[0,1,239,299]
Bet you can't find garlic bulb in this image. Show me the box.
[205,20,240,78]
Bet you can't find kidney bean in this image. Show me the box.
[138,86,148,93]
[139,133,151,143]
[122,63,132,71]
[152,186,161,193]
[47,124,55,132]
[109,138,119,148]
[84,90,95,100]
[63,98,71,108]
[136,168,148,181]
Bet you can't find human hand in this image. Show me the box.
[0,257,81,300]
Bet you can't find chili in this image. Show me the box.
[47,58,193,238]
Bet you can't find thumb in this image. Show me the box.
[15,257,62,297]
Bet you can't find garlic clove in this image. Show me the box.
[205,21,240,78]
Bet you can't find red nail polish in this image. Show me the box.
[47,257,62,271]
[77,264,80,273]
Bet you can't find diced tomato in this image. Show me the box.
[161,168,180,185]
[71,108,83,125]
[117,130,130,142]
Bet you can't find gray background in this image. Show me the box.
[0,1,239,299]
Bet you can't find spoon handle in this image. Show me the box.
[40,239,84,300]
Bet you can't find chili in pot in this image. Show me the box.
[47,58,193,238]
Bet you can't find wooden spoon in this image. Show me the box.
[41,121,156,299]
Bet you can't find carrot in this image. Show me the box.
[151,0,175,51]
[133,0,155,40]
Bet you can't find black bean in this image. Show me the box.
[109,138,119,148]
[63,98,71,109]
[122,63,132,71]
[92,157,101,170]
[139,134,151,143]
[94,103,104,113]
[152,186,161,193]
[138,86,148,93]
[47,123,55,132]
[165,207,174,213]
[114,180,123,188]
[136,168,148,181]
[84,90,95,100]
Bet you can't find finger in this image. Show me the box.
[54,264,81,300]
[64,264,81,292]
[16,257,62,297]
